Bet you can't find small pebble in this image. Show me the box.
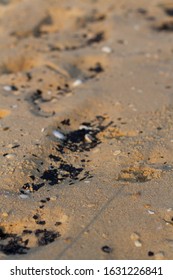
[4,153,16,159]
[165,239,173,247]
[84,181,90,184]
[84,134,93,143]
[154,251,164,260]
[52,130,66,140]
[130,232,140,241]
[79,125,92,130]
[101,46,112,53]
[113,150,121,156]
[72,79,83,87]
[3,85,12,91]
[19,194,29,199]
[147,210,155,215]
[50,196,57,201]
[134,240,142,247]
[2,212,8,217]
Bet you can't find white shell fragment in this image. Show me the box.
[4,153,16,159]
[79,125,92,130]
[84,134,93,143]
[101,46,112,53]
[19,194,29,199]
[52,130,66,140]
[134,240,142,247]
[130,232,140,241]
[72,79,83,87]
[147,210,155,215]
[3,85,12,91]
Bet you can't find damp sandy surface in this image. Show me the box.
[1,0,173,259]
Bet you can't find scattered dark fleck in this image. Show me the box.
[36,229,60,246]
[87,32,104,44]
[46,197,50,201]
[23,239,29,246]
[61,119,70,126]
[49,154,61,162]
[157,127,162,130]
[33,214,39,220]
[0,228,29,255]
[0,237,29,255]
[148,251,154,256]
[55,222,62,226]
[39,205,44,209]
[30,175,35,181]
[35,229,44,237]
[164,8,173,16]
[40,199,47,203]
[137,8,147,14]
[32,182,45,191]
[11,85,18,91]
[12,144,20,149]
[89,63,104,73]
[36,221,46,225]
[155,21,173,31]
[23,230,32,234]
[26,72,32,81]
[101,245,113,253]
[41,169,59,185]
[3,153,8,157]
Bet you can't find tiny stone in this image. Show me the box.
[165,239,173,247]
[4,153,16,159]
[84,180,90,184]
[101,46,112,53]
[2,212,8,217]
[130,232,140,241]
[154,251,164,260]
[3,85,12,91]
[147,210,155,215]
[52,130,66,140]
[19,194,29,199]
[134,240,142,247]
[72,79,82,87]
[113,150,121,156]
[84,134,93,143]
[167,208,173,212]
[50,196,57,201]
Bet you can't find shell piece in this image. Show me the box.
[72,79,83,87]
[101,46,112,53]
[84,134,94,143]
[52,130,66,140]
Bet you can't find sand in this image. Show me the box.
[1,0,173,260]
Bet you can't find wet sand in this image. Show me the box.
[1,0,173,259]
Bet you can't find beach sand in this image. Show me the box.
[1,0,173,260]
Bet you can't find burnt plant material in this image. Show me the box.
[155,21,173,31]
[87,32,104,44]
[164,7,173,16]
[89,63,104,73]
[57,117,112,153]
[59,163,83,179]
[35,229,60,246]
[41,169,59,185]
[101,245,113,253]
[0,228,29,255]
